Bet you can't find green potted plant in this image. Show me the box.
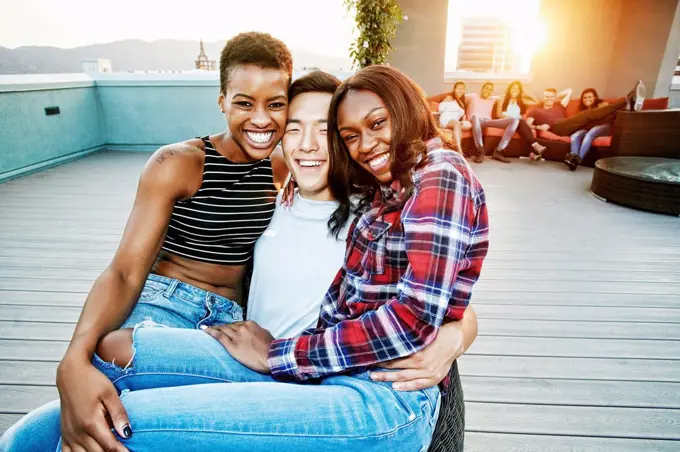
[345,0,403,69]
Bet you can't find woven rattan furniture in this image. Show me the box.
[428,361,465,452]
[591,156,680,216]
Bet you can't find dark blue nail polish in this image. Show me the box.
[123,425,133,438]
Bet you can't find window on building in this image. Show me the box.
[444,0,544,80]
[674,55,680,85]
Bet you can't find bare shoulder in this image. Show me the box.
[149,138,205,167]
[141,138,206,199]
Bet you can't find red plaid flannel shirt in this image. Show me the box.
[268,139,489,382]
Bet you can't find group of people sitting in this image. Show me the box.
[437,79,647,170]
[1,32,486,452]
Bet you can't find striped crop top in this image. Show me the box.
[161,136,277,265]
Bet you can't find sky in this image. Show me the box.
[0,0,356,57]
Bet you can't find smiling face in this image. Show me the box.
[218,65,289,162]
[453,83,465,99]
[481,83,494,99]
[543,90,556,108]
[282,91,333,201]
[509,83,520,99]
[582,92,596,108]
[337,89,393,184]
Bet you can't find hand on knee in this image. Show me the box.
[97,329,134,368]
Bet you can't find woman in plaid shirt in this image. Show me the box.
[4,66,489,452]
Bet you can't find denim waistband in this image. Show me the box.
[146,273,243,318]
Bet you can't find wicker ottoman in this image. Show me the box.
[591,157,680,216]
[428,361,465,452]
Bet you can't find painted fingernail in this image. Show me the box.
[123,425,133,438]
[199,325,208,331]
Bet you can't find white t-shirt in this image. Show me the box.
[247,192,354,338]
[504,101,522,118]
[438,100,465,125]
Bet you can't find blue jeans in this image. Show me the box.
[470,115,520,152]
[1,274,440,452]
[570,124,612,159]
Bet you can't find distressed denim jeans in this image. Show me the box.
[0,274,440,452]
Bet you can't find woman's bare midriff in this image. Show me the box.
[152,250,247,305]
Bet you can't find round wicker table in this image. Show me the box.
[591,157,680,216]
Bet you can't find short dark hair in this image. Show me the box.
[219,32,293,94]
[482,81,495,90]
[545,88,558,94]
[289,71,341,101]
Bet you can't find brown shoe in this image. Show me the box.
[492,149,511,163]
[473,147,485,163]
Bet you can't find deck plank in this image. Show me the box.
[466,402,680,439]
[1,153,679,448]
[0,361,58,385]
[458,355,680,382]
[462,377,680,408]
[0,385,58,413]
[464,433,680,452]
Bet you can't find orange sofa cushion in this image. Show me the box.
[593,136,612,147]
[642,97,669,110]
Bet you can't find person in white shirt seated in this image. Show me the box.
[437,81,472,154]
[247,71,479,390]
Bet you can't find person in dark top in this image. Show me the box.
[526,87,572,129]
[27,32,293,452]
[495,80,546,161]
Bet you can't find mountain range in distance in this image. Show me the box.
[0,39,352,74]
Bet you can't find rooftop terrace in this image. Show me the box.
[0,151,678,450]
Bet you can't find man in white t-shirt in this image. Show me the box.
[247,71,479,390]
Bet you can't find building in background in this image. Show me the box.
[81,59,112,74]
[195,40,216,71]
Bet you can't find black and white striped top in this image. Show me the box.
[161,136,277,265]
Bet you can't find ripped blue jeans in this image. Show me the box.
[1,274,440,452]
[92,273,246,375]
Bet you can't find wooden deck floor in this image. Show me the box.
[1,151,679,450]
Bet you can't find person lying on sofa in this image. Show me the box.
[0,69,480,452]
[496,80,547,162]
[526,81,646,170]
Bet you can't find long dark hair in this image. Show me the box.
[451,81,467,111]
[326,65,456,236]
[502,80,527,114]
[579,88,601,111]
